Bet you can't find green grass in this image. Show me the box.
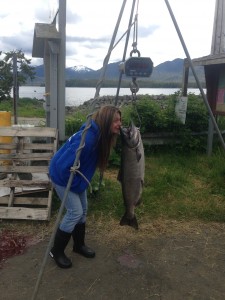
[0,98,45,118]
[1,97,225,225]
[86,149,225,223]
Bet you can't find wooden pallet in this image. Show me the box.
[0,126,58,221]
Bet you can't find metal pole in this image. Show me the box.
[94,0,127,104]
[115,0,137,106]
[164,0,225,151]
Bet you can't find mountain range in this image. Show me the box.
[32,58,205,87]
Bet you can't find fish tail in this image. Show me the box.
[120,214,139,230]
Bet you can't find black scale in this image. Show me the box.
[124,50,153,78]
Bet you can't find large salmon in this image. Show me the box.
[117,122,145,230]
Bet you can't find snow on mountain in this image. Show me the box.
[68,65,94,72]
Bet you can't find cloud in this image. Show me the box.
[0,0,216,70]
[67,35,110,44]
[138,25,159,38]
[66,10,81,25]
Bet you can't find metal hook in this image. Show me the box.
[130,49,140,57]
[129,77,139,94]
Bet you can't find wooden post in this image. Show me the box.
[44,44,50,128]
[57,0,66,141]
[49,41,59,129]
[207,0,225,155]
[211,0,225,55]
[182,58,189,97]
[13,53,18,125]
[32,1,66,142]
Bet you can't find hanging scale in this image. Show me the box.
[120,10,153,98]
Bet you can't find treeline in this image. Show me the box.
[65,79,204,88]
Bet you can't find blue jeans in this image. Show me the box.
[53,183,88,233]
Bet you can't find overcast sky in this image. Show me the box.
[0,0,216,70]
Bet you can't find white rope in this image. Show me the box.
[70,164,93,193]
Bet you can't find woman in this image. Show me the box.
[49,105,122,268]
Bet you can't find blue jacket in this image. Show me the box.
[49,120,100,193]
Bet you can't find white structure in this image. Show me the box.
[32,0,66,141]
[211,0,225,54]
[182,0,225,154]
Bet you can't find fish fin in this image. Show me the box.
[120,214,128,226]
[120,214,139,230]
[136,148,142,162]
[129,216,139,230]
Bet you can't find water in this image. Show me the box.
[16,86,204,107]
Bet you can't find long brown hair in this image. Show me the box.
[92,105,121,172]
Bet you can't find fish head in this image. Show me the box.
[120,122,140,148]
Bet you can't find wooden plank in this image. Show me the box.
[0,152,53,160]
[0,197,48,205]
[8,174,16,207]
[0,165,49,173]
[0,143,55,151]
[142,137,180,146]
[29,144,55,151]
[0,207,49,220]
[0,179,50,188]
[53,136,58,153]
[185,54,225,67]
[7,157,18,207]
[0,126,57,221]
[47,188,53,219]
[0,127,58,138]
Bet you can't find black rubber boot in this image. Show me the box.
[49,228,72,268]
[72,223,95,258]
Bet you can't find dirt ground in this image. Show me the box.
[1,218,225,300]
[1,117,225,299]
